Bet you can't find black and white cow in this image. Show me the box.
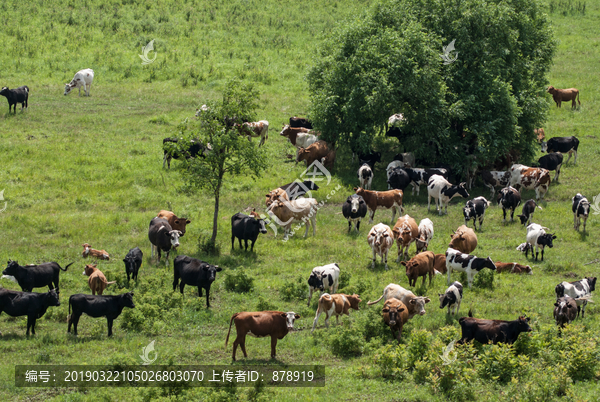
[518,199,542,226]
[497,186,521,223]
[342,194,368,232]
[572,193,590,232]
[148,217,182,266]
[358,152,382,169]
[481,170,510,198]
[387,167,411,192]
[123,247,143,282]
[279,180,319,200]
[0,289,60,335]
[537,152,563,182]
[67,292,135,337]
[446,247,496,289]
[2,260,73,294]
[231,212,268,252]
[0,86,29,113]
[463,197,491,231]
[173,255,222,308]
[525,223,556,261]
[555,277,596,318]
[541,136,579,164]
[439,281,463,315]
[307,263,340,306]
[427,175,469,215]
[358,163,373,190]
[405,168,449,196]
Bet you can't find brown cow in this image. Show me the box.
[535,128,545,143]
[81,243,110,260]
[401,251,435,287]
[265,188,290,208]
[83,264,116,295]
[382,299,408,343]
[392,214,419,261]
[354,187,404,224]
[225,311,300,360]
[296,140,330,167]
[495,261,533,275]
[448,225,478,254]
[547,86,580,109]
[554,296,578,327]
[321,147,337,170]
[157,210,191,237]
[433,253,447,274]
[367,283,430,319]
[311,293,361,332]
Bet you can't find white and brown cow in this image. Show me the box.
[236,120,269,146]
[296,140,331,167]
[354,187,404,224]
[267,198,318,239]
[311,293,361,332]
[367,223,394,270]
[509,164,551,201]
[415,218,434,253]
[265,188,290,208]
[279,125,318,149]
[495,262,533,275]
[367,283,431,319]
[392,214,419,261]
[481,170,510,198]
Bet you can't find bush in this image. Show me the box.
[280,276,306,302]
[198,233,221,256]
[224,268,254,293]
[328,325,365,358]
[338,271,351,290]
[256,296,276,311]
[478,343,527,383]
[473,268,494,290]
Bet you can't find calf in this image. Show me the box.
[401,251,435,287]
[481,170,510,198]
[289,116,313,129]
[358,163,373,190]
[123,247,143,282]
[279,125,318,149]
[387,167,412,192]
[525,223,556,261]
[2,260,73,294]
[535,128,545,143]
[157,210,191,236]
[415,218,434,253]
[231,211,267,252]
[0,86,29,113]
[81,243,110,260]
[367,223,394,270]
[307,263,340,306]
[354,187,404,224]
[446,247,496,289]
[0,289,60,335]
[554,296,578,327]
[236,120,269,146]
[311,293,361,331]
[321,147,337,170]
[433,253,447,274]
[509,164,551,201]
[342,194,368,232]
[173,255,222,308]
[367,283,431,319]
[458,315,532,344]
[267,198,318,239]
[64,68,94,96]
[448,225,478,254]
[382,299,408,343]
[148,217,182,266]
[555,277,596,318]
[541,136,579,165]
[67,292,135,337]
[225,311,299,360]
[392,214,419,261]
[296,140,330,167]
[405,168,449,196]
[83,264,116,296]
[439,281,463,315]
[497,186,522,222]
[547,85,580,109]
[463,196,491,231]
[494,262,533,275]
[538,152,563,182]
[162,137,208,169]
[572,193,590,232]
[427,175,469,215]
[517,199,542,226]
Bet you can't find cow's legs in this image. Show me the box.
[270,336,278,358]
[582,301,587,318]
[369,209,375,224]
[86,84,91,96]
[356,219,361,231]
[555,164,561,182]
[27,315,36,336]
[107,317,114,336]
[574,213,578,230]
[383,249,389,270]
[244,238,248,251]
[390,206,397,224]
[371,248,376,269]
[311,309,323,332]
[204,287,210,308]
[324,312,331,328]
[179,282,186,294]
[396,240,403,262]
[68,313,81,335]
[347,220,352,232]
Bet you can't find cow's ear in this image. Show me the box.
[399,307,405,312]
[280,313,287,318]
[382,308,389,313]
[409,299,417,305]
[552,235,557,239]
[554,302,559,307]
[424,297,431,303]
[123,259,127,263]
[400,261,407,266]
[215,266,222,272]
[186,219,191,224]
[294,314,300,319]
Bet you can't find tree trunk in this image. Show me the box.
[210,172,224,244]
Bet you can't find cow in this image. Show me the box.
[401,251,435,287]
[267,198,318,239]
[83,264,116,296]
[367,223,394,270]
[463,197,491,231]
[497,186,522,223]
[509,164,551,201]
[382,298,408,343]
[354,187,404,224]
[236,120,269,146]
[427,175,469,215]
[405,168,449,196]
[279,125,318,149]
[393,152,416,169]
[387,167,412,192]
[392,214,419,261]
[67,292,135,336]
[2,260,73,294]
[554,296,578,327]
[231,211,267,252]
[162,137,209,169]
[289,116,313,129]
[173,255,222,308]
[148,217,182,266]
[0,86,29,113]
[358,152,382,170]
[311,293,361,331]
[342,194,368,232]
[265,188,290,208]
[415,218,434,253]
[572,193,590,232]
[358,163,373,190]
[123,247,143,282]
[157,210,191,237]
[517,199,542,226]
[64,68,94,96]
[446,247,496,289]
[439,281,463,315]
[538,152,563,182]
[448,225,478,254]
[494,262,533,275]
[0,289,60,335]
[535,128,545,143]
[81,243,110,260]
[555,277,596,318]
[225,311,299,360]
[458,314,532,344]
[296,140,330,167]
[307,263,340,306]
[547,85,580,109]
[541,136,579,165]
[481,170,510,198]
[367,283,431,319]
[525,223,556,261]
[433,254,447,274]
[321,147,337,170]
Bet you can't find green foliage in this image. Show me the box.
[327,325,365,358]
[473,268,495,290]
[280,276,306,302]
[549,0,586,15]
[338,270,351,290]
[223,268,254,293]
[479,343,527,383]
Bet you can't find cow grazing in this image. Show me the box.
[67,292,135,336]
[81,243,110,260]
[446,247,496,289]
[173,255,222,308]
[509,164,551,201]
[83,264,116,296]
[448,225,478,254]
[525,223,556,261]
[231,211,267,252]
[427,175,469,215]
[517,199,542,226]
[148,217,182,266]
[382,298,408,343]
[458,315,532,344]
[547,85,580,109]
[439,281,463,315]
[554,296,578,327]
[279,125,318,149]
[162,137,208,169]
[367,283,431,319]
[405,168,449,196]
[267,198,318,239]
[481,170,510,198]
[0,86,29,113]
[433,254,447,274]
[2,260,73,294]
[289,116,313,129]
[342,194,368,232]
[463,197,491,231]
[265,188,290,208]
[495,262,533,275]
[535,128,546,143]
[401,251,435,287]
[367,223,394,270]
[387,167,412,193]
[123,247,143,282]
[354,187,404,224]
[236,120,269,146]
[225,311,299,360]
[537,152,563,182]
[555,277,596,318]
[307,263,340,306]
[392,214,419,261]
[296,140,330,167]
[358,151,382,170]
[415,218,434,253]
[0,289,60,335]
[572,193,590,232]
[64,68,94,96]
[358,163,373,190]
[311,293,361,331]
[541,136,579,165]
[497,186,522,222]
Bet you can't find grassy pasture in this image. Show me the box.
[0,0,599,401]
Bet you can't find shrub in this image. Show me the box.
[256,296,276,311]
[280,276,306,302]
[224,268,254,293]
[478,343,527,383]
[473,268,494,290]
[328,325,364,358]
[337,271,351,290]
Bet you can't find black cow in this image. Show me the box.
[2,260,73,294]
[496,186,521,223]
[123,247,143,282]
[148,217,181,266]
[463,197,491,231]
[358,151,382,169]
[279,180,319,200]
[387,167,411,192]
[289,116,313,129]
[67,292,135,336]
[173,255,222,308]
[541,136,579,164]
[537,152,563,182]
[458,314,532,344]
[231,212,267,251]
[162,137,209,169]
[572,193,590,232]
[0,289,60,335]
[518,199,542,226]
[0,86,29,113]
[342,194,367,232]
[405,168,449,196]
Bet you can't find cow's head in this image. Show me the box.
[123,255,138,274]
[554,297,574,319]
[346,195,364,214]
[579,200,591,217]
[83,264,97,276]
[547,86,556,95]
[555,283,566,298]
[438,293,451,309]
[120,292,135,309]
[265,188,288,207]
[64,83,74,95]
[172,217,191,236]
[167,230,182,248]
[409,296,431,316]
[538,233,556,248]
[382,303,405,327]
[540,141,548,153]
[348,294,362,310]
[517,214,529,226]
[463,202,475,221]
[370,226,391,247]
[82,243,91,253]
[353,187,364,196]
[308,271,324,291]
[516,316,533,333]
[296,147,308,162]
[482,257,496,271]
[202,264,222,283]
[0,87,9,96]
[415,238,428,253]
[455,183,469,199]
[400,260,417,276]
[3,260,19,276]
[282,311,300,331]
[515,264,533,275]
[46,289,61,307]
[586,277,597,292]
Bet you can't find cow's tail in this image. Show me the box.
[106,281,117,285]
[225,313,238,348]
[61,262,74,272]
[367,293,384,306]
[536,205,543,210]
[577,91,580,105]
[67,297,72,324]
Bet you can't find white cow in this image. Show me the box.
[525,223,556,261]
[367,223,394,270]
[415,218,434,252]
[307,263,340,306]
[427,175,469,215]
[64,69,94,96]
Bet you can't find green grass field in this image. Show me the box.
[1,0,599,401]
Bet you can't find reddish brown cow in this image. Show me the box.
[225,311,300,361]
[382,299,408,343]
[296,140,330,167]
[547,86,580,108]
[83,264,116,295]
[434,253,447,274]
[265,188,290,207]
[81,243,110,260]
[495,261,533,275]
[354,187,404,224]
[311,293,361,331]
[392,214,419,261]
[535,128,545,143]
[157,210,191,237]
[448,225,478,254]
[401,251,435,287]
